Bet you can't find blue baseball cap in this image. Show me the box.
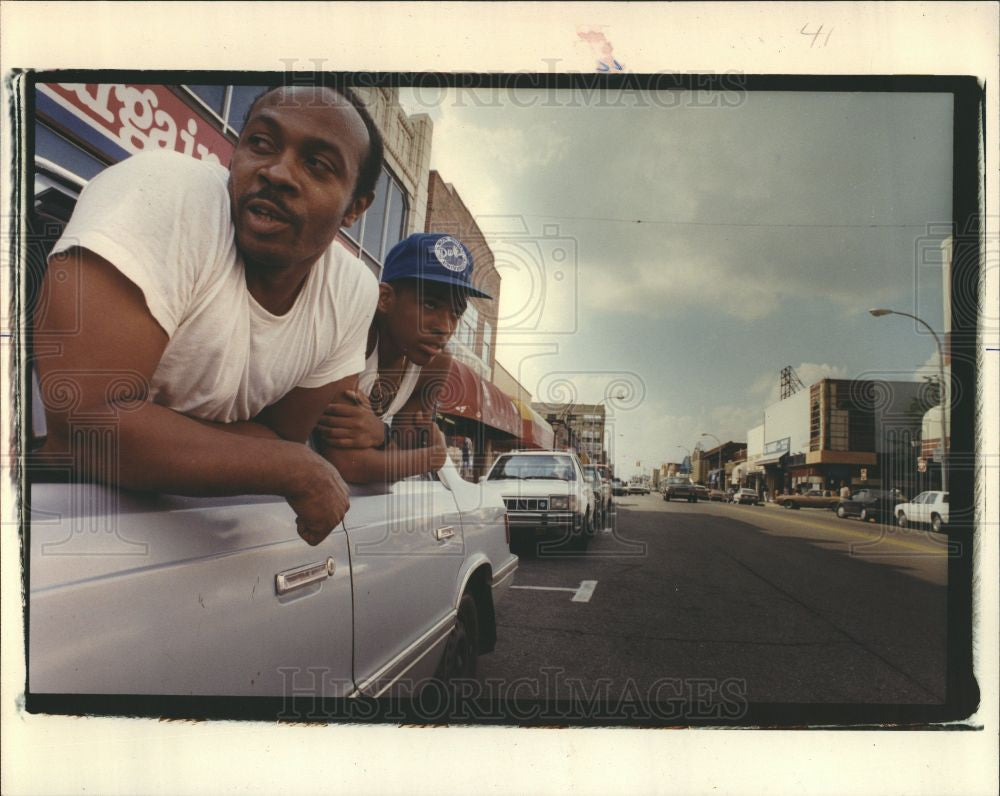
[380,233,493,299]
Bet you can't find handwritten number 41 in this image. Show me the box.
[801,23,833,47]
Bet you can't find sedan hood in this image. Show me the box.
[481,478,576,497]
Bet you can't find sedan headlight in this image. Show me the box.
[549,495,569,510]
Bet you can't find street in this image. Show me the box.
[482,493,949,707]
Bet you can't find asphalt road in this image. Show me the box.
[480,493,949,708]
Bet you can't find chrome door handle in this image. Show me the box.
[435,525,455,541]
[275,557,335,595]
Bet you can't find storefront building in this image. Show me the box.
[747,378,927,496]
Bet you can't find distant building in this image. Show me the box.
[747,378,927,495]
[695,442,747,489]
[531,402,607,463]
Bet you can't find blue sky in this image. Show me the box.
[399,88,954,478]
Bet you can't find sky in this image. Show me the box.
[399,87,954,479]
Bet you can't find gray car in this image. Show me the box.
[28,458,516,697]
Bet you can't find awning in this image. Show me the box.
[513,399,555,450]
[756,452,788,467]
[438,358,521,437]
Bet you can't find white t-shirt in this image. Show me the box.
[356,332,421,426]
[51,150,378,423]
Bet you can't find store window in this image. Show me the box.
[226,85,270,134]
[35,123,107,181]
[346,167,408,269]
[186,85,227,119]
[458,304,479,352]
[481,320,492,366]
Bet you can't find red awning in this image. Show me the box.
[438,358,521,437]
[513,399,555,449]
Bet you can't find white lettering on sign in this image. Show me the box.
[48,83,227,164]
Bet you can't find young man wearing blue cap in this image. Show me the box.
[315,232,492,483]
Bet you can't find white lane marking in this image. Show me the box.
[510,585,576,593]
[572,580,598,603]
[509,580,599,603]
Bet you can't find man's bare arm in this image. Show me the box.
[35,249,349,544]
[255,378,383,446]
[317,427,447,484]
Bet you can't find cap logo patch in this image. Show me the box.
[433,236,469,272]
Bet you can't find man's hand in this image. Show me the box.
[315,390,385,449]
[283,450,352,546]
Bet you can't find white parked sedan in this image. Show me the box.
[894,490,949,532]
[481,450,596,550]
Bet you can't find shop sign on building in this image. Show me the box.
[38,83,234,164]
[763,437,790,456]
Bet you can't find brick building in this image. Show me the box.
[425,170,501,381]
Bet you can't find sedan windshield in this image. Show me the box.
[488,455,577,481]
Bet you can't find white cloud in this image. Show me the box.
[579,254,781,321]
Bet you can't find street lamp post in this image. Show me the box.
[868,308,948,493]
[701,432,723,492]
[675,445,692,477]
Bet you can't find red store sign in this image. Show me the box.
[40,83,235,164]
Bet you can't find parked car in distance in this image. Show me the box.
[483,450,596,550]
[708,489,728,502]
[731,488,761,505]
[582,464,612,528]
[834,488,907,523]
[29,458,516,698]
[628,481,650,495]
[693,484,710,501]
[894,491,949,532]
[611,478,628,496]
[663,476,698,502]
[775,487,840,510]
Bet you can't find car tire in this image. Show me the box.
[931,513,943,533]
[576,512,593,550]
[859,508,869,522]
[897,512,907,529]
[435,593,479,683]
[664,493,670,501]
[836,505,847,519]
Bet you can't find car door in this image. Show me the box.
[910,492,930,523]
[29,482,355,697]
[341,472,465,697]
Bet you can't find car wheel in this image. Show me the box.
[782,501,793,510]
[859,508,869,522]
[836,505,847,519]
[576,512,593,549]
[931,513,943,533]
[897,512,907,529]
[664,493,670,501]
[435,593,480,682]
